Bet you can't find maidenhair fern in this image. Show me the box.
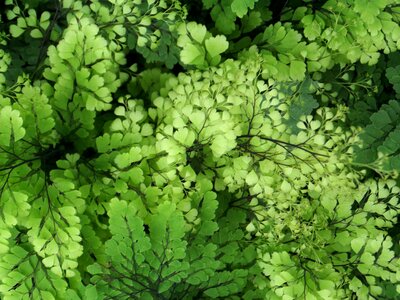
[88,0,186,69]
[87,196,248,299]
[1,0,400,299]
[0,243,69,299]
[177,21,229,69]
[199,0,271,35]
[256,177,400,299]
[386,65,400,96]
[354,65,400,174]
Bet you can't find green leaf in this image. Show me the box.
[242,11,262,33]
[386,66,400,95]
[87,75,104,91]
[9,25,24,37]
[290,60,306,81]
[0,248,68,299]
[211,5,236,34]
[302,15,322,41]
[30,28,43,38]
[203,0,218,9]
[354,100,400,172]
[141,123,153,136]
[40,11,51,23]
[114,153,131,169]
[285,79,319,134]
[210,135,229,157]
[181,44,205,66]
[246,170,258,186]
[76,68,90,86]
[231,0,257,18]
[0,106,25,146]
[351,237,366,253]
[187,22,207,44]
[205,35,229,58]
[174,127,195,147]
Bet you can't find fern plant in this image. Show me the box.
[0,0,400,299]
[353,66,400,175]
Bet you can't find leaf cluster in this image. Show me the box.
[1,0,400,299]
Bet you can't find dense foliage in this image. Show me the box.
[0,0,400,299]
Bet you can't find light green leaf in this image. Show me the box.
[174,127,195,147]
[128,167,144,185]
[84,285,99,299]
[210,135,228,157]
[190,111,206,130]
[137,36,147,47]
[280,180,291,193]
[231,0,257,18]
[9,24,24,37]
[187,22,207,44]
[76,68,90,86]
[114,106,126,117]
[321,195,337,212]
[87,75,104,91]
[205,35,229,58]
[40,11,51,23]
[96,134,110,153]
[141,123,153,136]
[0,106,25,146]
[114,153,131,169]
[290,60,306,81]
[129,147,142,162]
[351,237,366,253]
[30,28,43,38]
[181,44,205,65]
[246,171,258,186]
